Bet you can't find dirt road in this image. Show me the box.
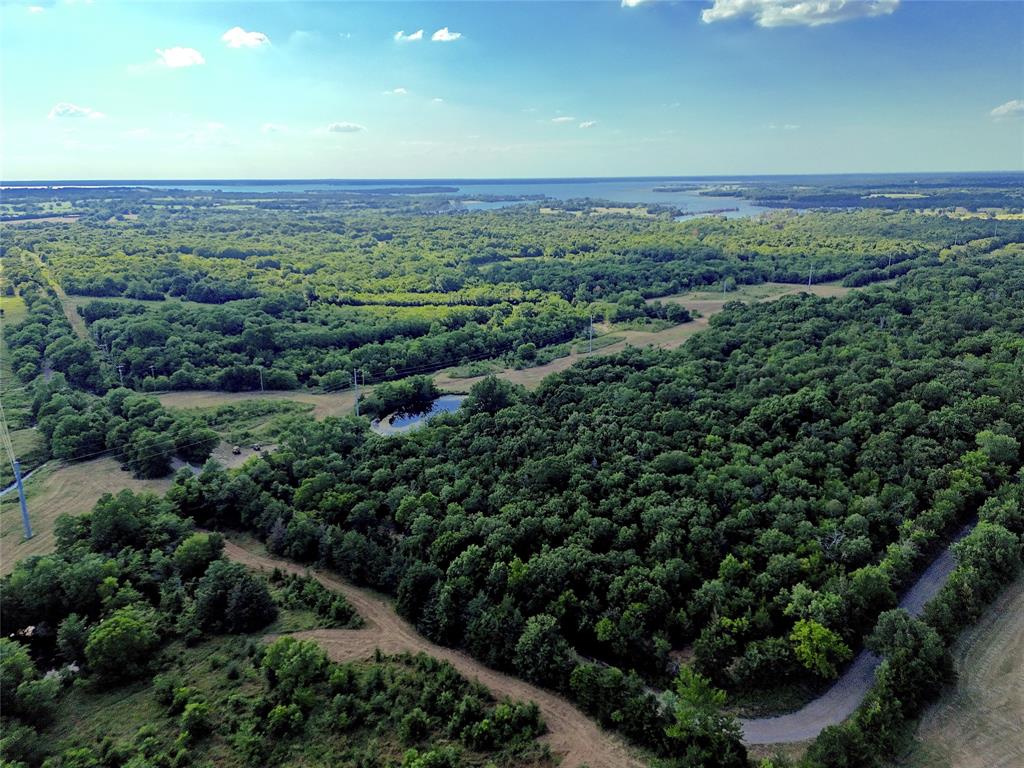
[223,538,647,768]
[740,523,974,744]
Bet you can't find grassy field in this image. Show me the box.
[157,388,358,420]
[900,574,1024,768]
[0,457,173,576]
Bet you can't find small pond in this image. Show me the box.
[373,395,466,435]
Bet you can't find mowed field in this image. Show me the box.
[0,458,173,576]
[901,574,1024,768]
[157,388,358,420]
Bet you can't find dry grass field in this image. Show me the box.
[901,574,1024,768]
[157,388,358,420]
[0,457,173,576]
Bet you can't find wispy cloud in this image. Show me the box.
[383,87,409,96]
[155,47,205,68]
[327,122,365,133]
[990,99,1024,120]
[702,0,899,27]
[432,97,444,103]
[432,27,462,42]
[579,120,598,129]
[621,0,650,6]
[394,29,424,42]
[222,27,270,48]
[48,102,106,120]
[551,116,576,124]
[27,5,45,13]
[261,123,288,134]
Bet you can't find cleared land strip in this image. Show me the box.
[739,523,974,744]
[27,250,91,342]
[222,538,647,768]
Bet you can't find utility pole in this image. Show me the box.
[0,402,31,540]
[808,267,813,287]
[12,460,32,540]
[588,311,594,354]
[259,367,264,392]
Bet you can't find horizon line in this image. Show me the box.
[3,170,1023,186]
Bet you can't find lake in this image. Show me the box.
[3,177,768,218]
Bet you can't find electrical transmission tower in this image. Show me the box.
[0,398,32,540]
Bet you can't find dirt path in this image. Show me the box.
[740,523,974,744]
[904,574,1024,768]
[27,251,91,342]
[222,538,647,768]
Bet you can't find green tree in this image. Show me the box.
[84,605,160,682]
[513,614,573,687]
[790,619,852,679]
[665,667,747,768]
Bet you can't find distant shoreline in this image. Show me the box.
[4,171,1022,188]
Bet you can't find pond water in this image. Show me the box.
[374,395,466,435]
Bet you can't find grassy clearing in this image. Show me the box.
[899,574,1024,768]
[0,457,173,575]
[158,389,358,420]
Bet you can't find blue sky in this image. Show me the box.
[2,0,1022,179]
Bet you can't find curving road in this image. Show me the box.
[740,523,975,744]
[223,539,647,768]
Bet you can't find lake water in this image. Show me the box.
[374,395,466,435]
[3,177,767,218]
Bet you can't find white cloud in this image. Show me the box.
[579,120,598,129]
[784,123,800,130]
[702,0,899,27]
[990,99,1024,120]
[261,123,288,134]
[122,128,151,139]
[432,97,444,103]
[394,29,424,42]
[27,5,45,13]
[327,122,365,133]
[222,26,270,48]
[383,87,409,96]
[621,0,650,6]
[431,27,462,42]
[48,102,105,120]
[155,47,205,68]
[551,116,576,123]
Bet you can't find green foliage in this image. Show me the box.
[85,605,161,682]
[173,532,225,580]
[195,561,278,634]
[513,614,574,688]
[665,667,747,768]
[790,620,852,679]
